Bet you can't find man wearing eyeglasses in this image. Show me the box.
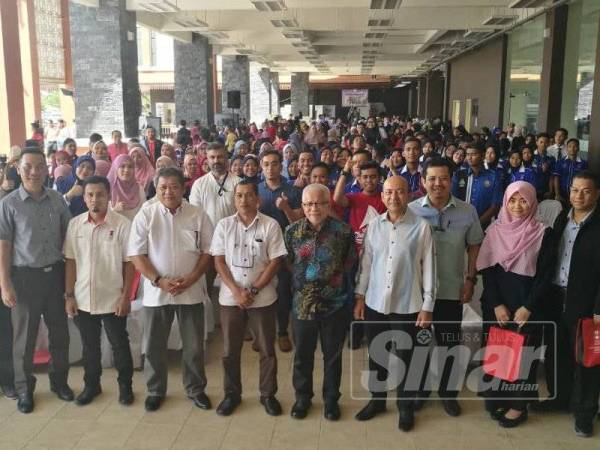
[284,183,356,421]
[210,180,287,417]
[409,158,483,418]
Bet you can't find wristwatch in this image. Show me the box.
[465,275,478,285]
[151,275,162,287]
[64,292,75,300]
[340,170,351,178]
[249,286,260,296]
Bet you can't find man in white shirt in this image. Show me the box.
[353,176,435,432]
[128,167,214,412]
[547,127,568,160]
[64,176,135,406]
[210,180,287,417]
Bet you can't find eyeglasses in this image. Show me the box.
[302,201,329,209]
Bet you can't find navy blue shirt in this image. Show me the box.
[452,166,503,217]
[533,152,556,195]
[552,157,588,197]
[258,177,302,229]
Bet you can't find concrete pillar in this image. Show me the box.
[290,72,309,118]
[18,0,41,128]
[588,14,600,173]
[249,63,271,125]
[221,55,250,122]
[0,0,27,148]
[538,4,568,133]
[174,33,213,127]
[270,72,280,117]
[69,0,141,138]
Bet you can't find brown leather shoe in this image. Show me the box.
[278,336,293,352]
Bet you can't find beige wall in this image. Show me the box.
[447,37,505,131]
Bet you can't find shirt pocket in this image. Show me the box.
[181,229,201,253]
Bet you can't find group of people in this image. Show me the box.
[0,114,598,440]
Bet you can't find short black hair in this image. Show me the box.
[352,149,372,160]
[466,143,485,153]
[311,162,331,176]
[234,179,259,195]
[566,138,579,149]
[536,132,550,140]
[555,128,568,136]
[572,170,600,189]
[359,161,380,174]
[89,133,103,144]
[299,148,315,159]
[83,176,110,193]
[19,148,45,161]
[422,157,455,178]
[156,167,185,187]
[403,137,422,149]
[260,149,282,163]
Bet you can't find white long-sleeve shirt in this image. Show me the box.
[355,209,436,315]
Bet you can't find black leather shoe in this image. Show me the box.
[144,395,163,412]
[442,399,461,417]
[51,383,74,402]
[575,419,593,438]
[530,399,568,412]
[0,384,17,400]
[355,399,386,421]
[499,410,528,428]
[324,400,341,421]
[118,385,134,406]
[189,392,212,410]
[260,396,282,416]
[490,408,508,421]
[75,385,102,406]
[17,393,34,414]
[398,407,415,432]
[290,398,311,419]
[216,395,241,416]
[412,398,426,411]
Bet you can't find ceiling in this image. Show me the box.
[122,0,555,79]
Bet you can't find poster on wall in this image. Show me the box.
[342,89,369,107]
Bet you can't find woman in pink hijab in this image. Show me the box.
[476,181,551,429]
[94,159,112,177]
[107,154,145,220]
[129,146,155,194]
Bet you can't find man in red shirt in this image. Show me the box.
[107,130,128,162]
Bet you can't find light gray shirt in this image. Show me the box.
[0,185,71,267]
[409,195,483,300]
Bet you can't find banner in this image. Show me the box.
[342,89,369,107]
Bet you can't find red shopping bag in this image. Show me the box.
[575,318,600,368]
[483,326,526,382]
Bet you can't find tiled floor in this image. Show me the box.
[0,333,598,450]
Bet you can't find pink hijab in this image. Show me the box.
[53,164,72,181]
[94,160,111,177]
[107,154,141,209]
[476,181,547,277]
[129,146,155,190]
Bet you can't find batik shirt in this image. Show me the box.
[284,217,356,320]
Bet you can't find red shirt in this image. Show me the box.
[148,140,156,164]
[344,192,387,251]
[108,142,128,162]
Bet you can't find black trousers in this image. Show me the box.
[543,286,600,420]
[420,299,463,398]
[0,300,14,386]
[292,306,349,402]
[364,307,423,408]
[276,267,292,337]
[11,263,69,395]
[73,310,133,388]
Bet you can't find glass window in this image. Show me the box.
[560,0,600,157]
[503,15,545,134]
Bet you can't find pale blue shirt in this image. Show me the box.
[409,195,484,300]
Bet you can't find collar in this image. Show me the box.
[158,201,184,216]
[300,216,331,234]
[421,195,456,210]
[566,156,583,163]
[234,212,260,230]
[379,208,412,224]
[18,184,48,201]
[567,207,596,227]
[467,165,485,176]
[401,164,421,175]
[86,210,110,226]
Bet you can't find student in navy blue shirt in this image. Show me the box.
[343,150,372,194]
[452,143,503,228]
[518,147,540,191]
[532,133,556,198]
[399,137,425,201]
[258,150,303,353]
[553,138,588,203]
